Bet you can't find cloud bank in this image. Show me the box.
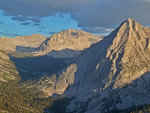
[0,0,150,33]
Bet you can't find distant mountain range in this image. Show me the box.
[35,29,102,57]
[0,34,47,52]
[0,29,101,82]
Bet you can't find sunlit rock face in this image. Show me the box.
[0,51,19,83]
[34,29,102,57]
[39,19,150,113]
[0,34,47,52]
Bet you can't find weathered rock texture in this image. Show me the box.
[0,51,19,83]
[39,19,150,113]
[34,29,102,56]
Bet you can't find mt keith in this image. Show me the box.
[39,18,150,113]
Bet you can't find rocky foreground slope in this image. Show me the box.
[0,50,19,84]
[39,18,150,113]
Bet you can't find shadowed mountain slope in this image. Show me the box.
[39,18,150,113]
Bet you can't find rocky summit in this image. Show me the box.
[39,18,150,113]
[34,29,102,58]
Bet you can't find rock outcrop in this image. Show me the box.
[39,18,150,112]
[34,29,102,57]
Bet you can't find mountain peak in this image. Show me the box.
[109,18,144,42]
[59,28,77,34]
[65,28,76,32]
[36,29,102,56]
[125,18,136,23]
[105,18,150,88]
[38,18,150,113]
[118,18,142,31]
[121,18,137,25]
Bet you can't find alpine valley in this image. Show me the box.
[0,19,150,113]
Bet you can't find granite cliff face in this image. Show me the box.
[39,19,150,112]
[34,29,102,57]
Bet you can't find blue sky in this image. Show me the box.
[0,11,79,37]
[0,0,150,37]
